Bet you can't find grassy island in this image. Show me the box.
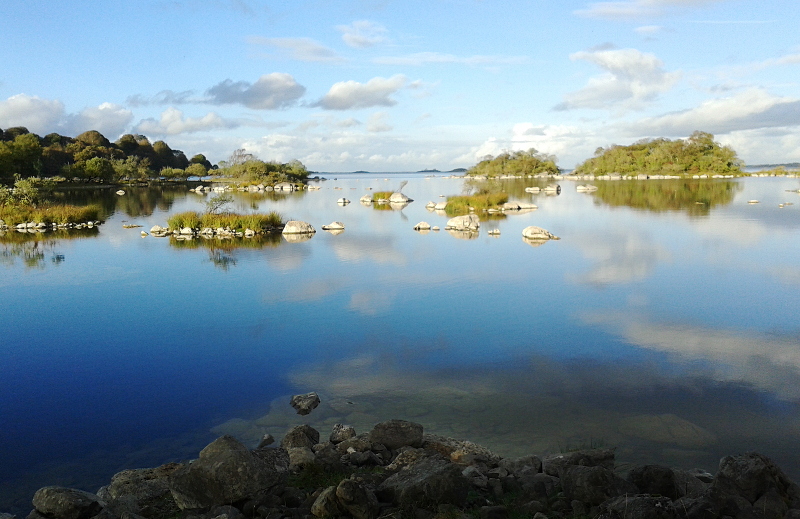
[466,149,559,178]
[574,131,744,177]
[444,192,509,216]
[167,211,283,232]
[0,178,103,226]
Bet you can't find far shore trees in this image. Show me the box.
[574,131,744,177]
[213,149,309,186]
[466,149,559,178]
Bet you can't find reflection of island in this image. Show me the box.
[589,180,742,215]
[0,239,71,269]
[168,234,283,270]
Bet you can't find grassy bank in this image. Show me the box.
[0,204,102,225]
[167,211,283,231]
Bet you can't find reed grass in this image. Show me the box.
[372,191,393,201]
[444,192,508,215]
[167,210,283,231]
[0,204,102,225]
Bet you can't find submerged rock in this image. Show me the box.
[290,392,321,415]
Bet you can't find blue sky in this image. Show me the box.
[1,0,799,171]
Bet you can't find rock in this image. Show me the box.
[31,487,105,519]
[360,194,373,203]
[282,220,316,234]
[98,463,182,519]
[336,479,379,519]
[311,486,341,518]
[414,221,431,231]
[499,455,542,477]
[627,464,680,499]
[281,424,320,449]
[369,419,423,450]
[559,465,638,505]
[286,446,317,470]
[714,452,799,504]
[116,190,125,195]
[337,197,351,205]
[321,221,345,231]
[149,225,167,235]
[445,214,480,231]
[423,434,501,466]
[330,424,357,444]
[282,233,314,243]
[275,182,294,191]
[595,494,678,519]
[256,434,275,449]
[542,449,615,477]
[168,435,289,510]
[377,456,471,510]
[521,226,559,241]
[290,392,321,415]
[389,192,412,203]
[179,227,194,235]
[434,201,447,210]
[243,228,255,237]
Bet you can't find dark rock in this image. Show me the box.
[377,456,470,510]
[209,505,243,519]
[336,479,379,519]
[595,494,679,519]
[714,452,799,504]
[290,393,320,416]
[98,463,182,519]
[627,464,680,499]
[673,469,711,498]
[681,485,751,519]
[31,487,104,519]
[478,505,507,519]
[336,435,373,454]
[168,435,289,510]
[286,447,316,470]
[369,420,423,450]
[542,449,615,477]
[517,473,560,501]
[347,450,384,467]
[256,434,275,449]
[559,465,637,505]
[280,425,320,450]
[498,455,542,477]
[751,488,789,519]
[310,487,340,518]
[330,424,357,444]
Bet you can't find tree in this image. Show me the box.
[190,153,212,170]
[75,130,112,147]
[82,157,115,181]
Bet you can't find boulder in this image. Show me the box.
[714,452,800,504]
[595,494,678,519]
[31,487,105,519]
[311,486,341,518]
[290,392,321,415]
[337,198,350,205]
[414,221,431,231]
[446,214,480,231]
[97,463,182,519]
[168,435,289,510]
[281,424,320,449]
[434,201,447,211]
[627,464,680,499]
[377,456,471,509]
[149,225,167,236]
[559,465,637,505]
[330,424,357,444]
[282,221,316,234]
[360,194,373,203]
[369,419,423,449]
[286,447,316,470]
[542,449,615,477]
[521,226,559,241]
[336,479,379,519]
[498,455,542,477]
[389,192,412,203]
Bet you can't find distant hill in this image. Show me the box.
[748,163,800,169]
[417,168,440,173]
[449,168,467,172]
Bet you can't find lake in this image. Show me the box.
[2,173,800,513]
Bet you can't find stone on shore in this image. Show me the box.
[369,419,423,449]
[31,487,104,519]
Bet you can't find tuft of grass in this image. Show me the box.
[444,192,509,216]
[167,211,201,229]
[372,191,393,201]
[0,204,102,225]
[168,210,283,231]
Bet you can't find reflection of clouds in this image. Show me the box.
[264,244,312,271]
[348,290,394,315]
[581,311,800,400]
[329,235,407,266]
[693,217,769,246]
[570,232,670,285]
[264,278,345,303]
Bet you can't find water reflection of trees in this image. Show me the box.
[168,234,283,270]
[589,180,742,215]
[50,185,187,218]
[0,238,72,269]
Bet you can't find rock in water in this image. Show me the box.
[282,221,316,234]
[290,392,321,415]
[445,214,480,231]
[521,226,559,241]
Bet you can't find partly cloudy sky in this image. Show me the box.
[1,0,798,171]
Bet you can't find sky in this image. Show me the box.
[1,0,799,172]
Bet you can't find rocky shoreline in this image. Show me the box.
[6,417,800,519]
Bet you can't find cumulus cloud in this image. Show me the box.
[626,88,800,136]
[373,52,528,67]
[337,20,388,48]
[555,48,681,112]
[66,102,133,137]
[367,112,392,132]
[206,73,306,109]
[135,107,236,135]
[248,36,344,62]
[0,94,65,133]
[575,0,727,19]
[315,74,407,110]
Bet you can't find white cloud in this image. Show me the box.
[373,52,528,67]
[206,73,306,109]
[635,25,664,35]
[135,107,234,135]
[337,20,388,48]
[367,111,392,132]
[66,102,133,137]
[337,117,361,128]
[575,0,727,19]
[555,48,681,112]
[315,74,407,110]
[0,94,65,133]
[627,88,800,136]
[248,36,344,63]
[126,90,195,106]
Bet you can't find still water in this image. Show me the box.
[2,174,800,512]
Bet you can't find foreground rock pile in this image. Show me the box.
[9,419,800,519]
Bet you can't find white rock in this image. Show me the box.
[521,226,559,241]
[282,220,316,234]
[446,214,480,231]
[414,221,431,230]
[321,221,345,230]
[337,198,350,205]
[389,192,412,203]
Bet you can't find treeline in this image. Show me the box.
[574,131,743,176]
[215,148,309,186]
[0,126,214,183]
[467,149,559,177]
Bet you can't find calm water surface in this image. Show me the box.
[2,174,800,513]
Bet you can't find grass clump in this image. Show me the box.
[167,211,201,230]
[372,191,393,201]
[0,204,102,225]
[167,210,283,231]
[444,192,508,216]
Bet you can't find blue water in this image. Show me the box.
[2,174,800,513]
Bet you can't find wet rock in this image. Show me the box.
[369,420,423,450]
[31,487,104,519]
[282,220,316,234]
[290,392,320,416]
[256,434,275,449]
[281,425,320,449]
[97,463,182,519]
[330,423,357,444]
[377,456,471,510]
[168,435,289,510]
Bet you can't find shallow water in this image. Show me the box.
[2,174,800,513]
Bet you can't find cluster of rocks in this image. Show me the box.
[146,225,282,240]
[0,220,101,234]
[9,418,800,519]
[189,183,301,194]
